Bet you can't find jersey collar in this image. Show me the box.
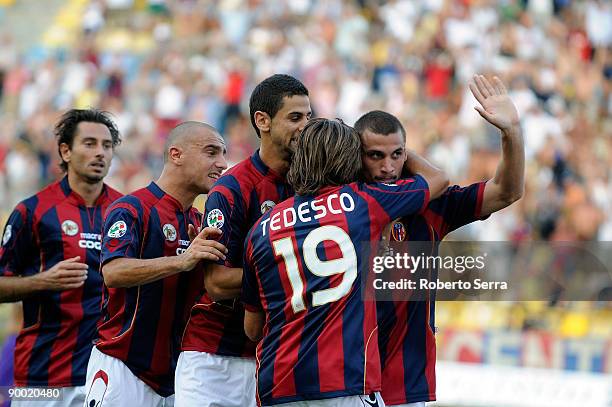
[147,181,189,211]
[59,175,110,207]
[251,149,283,182]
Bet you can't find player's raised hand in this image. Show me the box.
[180,227,227,270]
[469,75,520,132]
[33,256,89,291]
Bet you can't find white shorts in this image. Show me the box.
[174,350,256,407]
[11,386,85,407]
[83,346,174,407]
[274,392,385,407]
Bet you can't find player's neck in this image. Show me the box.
[67,171,104,207]
[156,172,197,211]
[259,142,290,176]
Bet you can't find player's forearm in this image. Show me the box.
[404,151,449,199]
[102,256,186,288]
[0,275,44,302]
[244,310,264,342]
[204,264,243,301]
[481,126,525,215]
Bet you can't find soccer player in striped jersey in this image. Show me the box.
[356,75,524,407]
[82,122,228,406]
[241,118,449,406]
[0,109,122,407]
[176,74,311,407]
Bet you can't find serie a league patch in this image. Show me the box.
[207,209,225,228]
[107,220,127,238]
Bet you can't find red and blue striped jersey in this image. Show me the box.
[0,176,121,387]
[97,182,203,397]
[181,150,292,357]
[378,181,488,405]
[242,178,430,406]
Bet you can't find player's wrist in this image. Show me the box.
[27,274,47,292]
[501,124,521,138]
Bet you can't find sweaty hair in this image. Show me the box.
[249,74,309,137]
[288,118,363,195]
[354,110,406,141]
[55,109,121,172]
[164,121,221,163]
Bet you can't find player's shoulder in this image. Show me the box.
[107,187,151,216]
[21,179,67,216]
[208,157,260,199]
[103,184,124,202]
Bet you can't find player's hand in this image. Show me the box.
[469,75,520,132]
[33,256,89,291]
[187,223,201,241]
[180,227,227,270]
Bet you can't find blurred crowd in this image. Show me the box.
[0,0,610,350]
[0,0,611,243]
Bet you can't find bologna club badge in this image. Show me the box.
[392,221,407,241]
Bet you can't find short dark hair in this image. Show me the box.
[354,110,406,141]
[288,118,362,195]
[55,109,121,172]
[249,74,309,137]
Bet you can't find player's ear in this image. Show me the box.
[59,142,72,164]
[254,111,271,135]
[167,145,183,164]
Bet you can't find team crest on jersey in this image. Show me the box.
[162,223,177,242]
[108,221,127,238]
[2,225,12,246]
[260,200,276,214]
[392,221,407,241]
[61,220,79,236]
[206,209,225,228]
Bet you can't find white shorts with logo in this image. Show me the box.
[11,386,85,407]
[174,350,256,407]
[274,392,385,407]
[83,346,174,407]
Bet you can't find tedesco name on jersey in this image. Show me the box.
[261,192,355,236]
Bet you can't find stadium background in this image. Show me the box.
[0,0,609,405]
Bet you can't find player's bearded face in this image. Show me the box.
[64,122,114,183]
[361,130,406,183]
[269,95,311,159]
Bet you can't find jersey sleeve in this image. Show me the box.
[204,185,245,267]
[241,228,262,312]
[101,202,143,265]
[0,204,34,277]
[429,182,489,234]
[360,175,430,222]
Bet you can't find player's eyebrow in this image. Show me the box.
[82,136,108,143]
[204,144,226,154]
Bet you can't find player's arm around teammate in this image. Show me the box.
[102,226,226,288]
